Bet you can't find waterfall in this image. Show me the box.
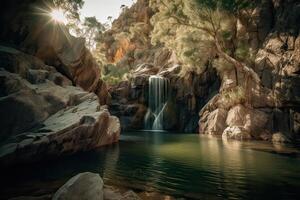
[145,75,170,130]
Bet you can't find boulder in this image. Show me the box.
[0,47,120,166]
[222,126,252,140]
[0,93,120,166]
[199,108,227,135]
[53,172,103,200]
[34,26,109,102]
[51,36,101,93]
[103,186,142,200]
[158,64,181,77]
[103,187,123,200]
[294,111,300,136]
[121,191,141,200]
[48,72,72,87]
[110,103,147,130]
[272,132,292,143]
[132,63,159,78]
[226,104,269,138]
[96,80,111,105]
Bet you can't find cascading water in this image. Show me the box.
[144,75,170,130]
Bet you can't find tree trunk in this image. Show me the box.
[214,39,261,84]
[234,62,239,86]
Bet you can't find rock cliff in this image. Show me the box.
[199,0,300,142]
[0,46,120,167]
[0,0,120,166]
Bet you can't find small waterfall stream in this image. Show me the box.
[144,75,170,130]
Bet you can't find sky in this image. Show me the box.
[80,0,136,24]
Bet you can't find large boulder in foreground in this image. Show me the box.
[53,173,144,200]
[0,47,120,167]
[53,172,104,200]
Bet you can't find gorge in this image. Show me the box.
[0,0,300,199]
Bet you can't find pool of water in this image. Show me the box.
[1,131,300,199]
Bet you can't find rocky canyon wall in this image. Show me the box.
[0,0,120,166]
[199,0,300,142]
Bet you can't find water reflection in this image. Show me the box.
[102,144,120,179]
[1,132,300,200]
[156,135,253,199]
[117,132,300,199]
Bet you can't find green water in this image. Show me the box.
[1,131,300,199]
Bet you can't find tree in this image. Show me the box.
[53,0,84,34]
[150,0,260,83]
[129,22,150,46]
[53,0,84,21]
[120,4,129,13]
[82,16,105,49]
[107,16,113,22]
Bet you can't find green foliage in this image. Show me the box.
[134,49,146,60]
[93,50,107,66]
[195,0,258,13]
[83,17,104,30]
[129,22,149,46]
[54,0,84,20]
[82,16,105,49]
[150,0,240,72]
[150,0,259,76]
[212,57,234,72]
[53,1,106,51]
[221,86,246,107]
[114,32,130,42]
[234,41,252,62]
[102,64,130,85]
[222,30,233,41]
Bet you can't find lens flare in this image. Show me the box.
[50,9,67,24]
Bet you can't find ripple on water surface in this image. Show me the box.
[1,131,300,200]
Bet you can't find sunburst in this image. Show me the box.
[50,9,67,24]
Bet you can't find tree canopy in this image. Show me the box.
[82,16,106,49]
[195,0,258,13]
[53,0,84,21]
[53,0,107,51]
[150,0,260,82]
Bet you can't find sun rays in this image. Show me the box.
[50,9,68,24]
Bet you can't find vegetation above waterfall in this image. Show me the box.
[150,0,259,78]
[59,0,263,88]
[50,0,262,86]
